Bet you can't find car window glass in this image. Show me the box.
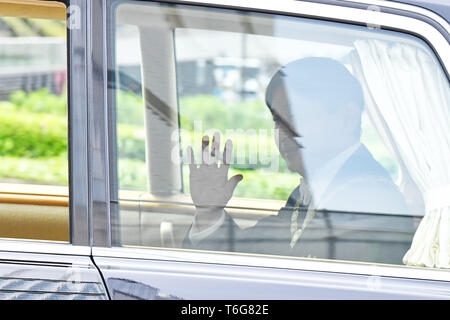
[0,3,69,242]
[110,1,449,269]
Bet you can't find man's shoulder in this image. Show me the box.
[323,144,408,214]
[345,144,392,177]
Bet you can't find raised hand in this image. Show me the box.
[187,132,243,231]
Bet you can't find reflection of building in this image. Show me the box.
[115,26,277,101]
[176,59,216,96]
[0,38,66,99]
[117,58,267,100]
[0,67,66,100]
[176,57,262,99]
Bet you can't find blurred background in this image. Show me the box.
[0,17,397,203]
[0,16,68,186]
[114,24,398,201]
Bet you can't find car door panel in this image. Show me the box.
[0,250,108,300]
[91,0,450,300]
[94,255,450,300]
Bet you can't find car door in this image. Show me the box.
[0,0,107,300]
[88,0,450,299]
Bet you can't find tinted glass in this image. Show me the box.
[110,1,449,268]
[0,6,69,242]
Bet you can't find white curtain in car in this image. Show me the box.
[351,39,450,269]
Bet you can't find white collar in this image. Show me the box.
[189,210,226,246]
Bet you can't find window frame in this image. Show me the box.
[95,0,450,281]
[0,0,91,254]
[68,0,90,247]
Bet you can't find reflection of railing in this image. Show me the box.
[117,191,421,218]
[117,191,284,219]
[0,37,66,99]
[185,206,417,265]
[116,194,418,265]
[115,190,421,253]
[0,67,66,100]
[0,183,68,206]
[0,182,421,248]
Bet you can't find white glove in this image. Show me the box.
[187,132,243,233]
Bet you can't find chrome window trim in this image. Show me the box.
[68,0,90,246]
[150,0,450,73]
[87,0,111,248]
[342,0,450,33]
[0,238,91,256]
[102,0,450,280]
[93,246,450,282]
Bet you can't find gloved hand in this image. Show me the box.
[187,132,243,232]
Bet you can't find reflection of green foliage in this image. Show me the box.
[117,159,298,200]
[0,89,68,184]
[0,156,67,185]
[232,169,298,200]
[114,93,285,170]
[118,158,147,191]
[180,164,298,200]
[113,91,296,199]
[0,89,148,184]
[9,88,67,115]
[0,108,67,158]
[0,88,398,198]
[179,95,273,132]
[179,129,288,172]
[116,90,145,126]
[114,92,272,131]
[117,125,146,161]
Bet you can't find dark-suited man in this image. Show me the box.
[183,57,415,265]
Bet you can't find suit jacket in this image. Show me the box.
[183,145,416,265]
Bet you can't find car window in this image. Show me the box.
[0,1,69,242]
[109,1,449,269]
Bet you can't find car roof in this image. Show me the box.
[387,0,450,23]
